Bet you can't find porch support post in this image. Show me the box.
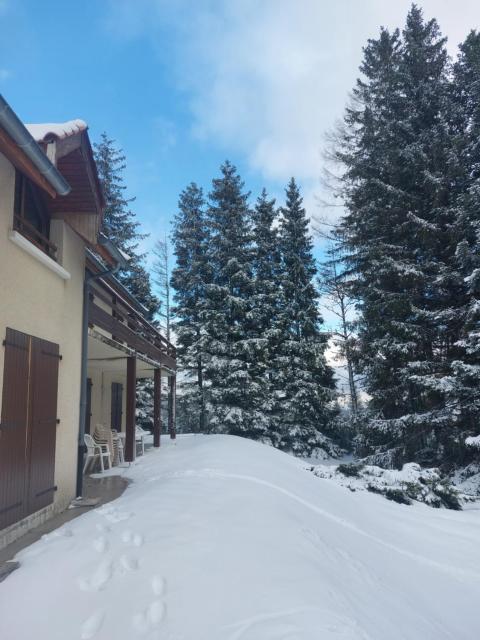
[153,368,161,448]
[168,374,176,440]
[125,356,136,462]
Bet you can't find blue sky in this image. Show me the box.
[1,0,479,284]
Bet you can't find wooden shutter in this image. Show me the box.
[111,382,123,430]
[0,329,30,529]
[26,336,60,515]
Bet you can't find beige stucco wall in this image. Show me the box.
[0,152,86,517]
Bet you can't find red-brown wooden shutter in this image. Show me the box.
[0,329,30,529]
[26,336,60,515]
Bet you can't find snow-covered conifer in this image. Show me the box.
[275,178,335,455]
[171,183,210,432]
[203,162,261,437]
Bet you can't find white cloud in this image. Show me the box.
[0,68,11,81]
[106,0,480,213]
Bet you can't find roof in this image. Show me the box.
[25,119,88,143]
[0,94,71,197]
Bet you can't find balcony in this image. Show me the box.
[88,277,176,372]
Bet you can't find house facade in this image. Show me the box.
[0,95,176,547]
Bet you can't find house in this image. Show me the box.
[0,95,176,548]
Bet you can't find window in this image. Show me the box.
[13,171,57,260]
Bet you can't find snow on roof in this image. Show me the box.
[25,119,87,143]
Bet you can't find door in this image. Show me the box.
[111,382,123,431]
[0,328,60,530]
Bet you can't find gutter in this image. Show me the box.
[75,236,129,497]
[0,94,71,196]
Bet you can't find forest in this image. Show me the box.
[94,5,480,479]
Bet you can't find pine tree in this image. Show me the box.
[203,162,261,437]
[94,132,158,319]
[94,133,159,430]
[336,24,411,465]
[136,379,154,431]
[153,236,172,341]
[171,183,210,433]
[335,6,466,466]
[249,189,283,444]
[275,178,335,455]
[445,31,480,457]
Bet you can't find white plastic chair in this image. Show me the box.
[111,429,125,464]
[84,433,112,473]
[135,426,148,456]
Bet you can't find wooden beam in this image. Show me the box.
[81,134,104,213]
[168,375,176,440]
[125,356,136,462]
[153,368,161,448]
[0,127,57,198]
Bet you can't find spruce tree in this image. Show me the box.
[94,132,158,318]
[275,178,335,455]
[171,183,210,433]
[336,24,411,465]
[446,31,480,457]
[94,133,159,430]
[250,189,283,444]
[336,6,465,466]
[203,162,261,437]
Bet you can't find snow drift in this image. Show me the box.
[0,434,479,639]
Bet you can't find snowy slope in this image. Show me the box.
[1,435,479,640]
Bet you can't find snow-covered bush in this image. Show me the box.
[311,462,463,510]
[450,462,480,498]
[465,435,480,449]
[336,462,364,477]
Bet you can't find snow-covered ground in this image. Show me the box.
[1,434,479,640]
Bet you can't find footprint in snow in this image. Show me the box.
[92,536,108,553]
[97,504,133,523]
[122,530,133,543]
[95,523,111,533]
[120,554,139,572]
[133,533,144,547]
[151,575,166,597]
[122,529,144,547]
[78,559,113,592]
[148,600,166,625]
[81,610,105,639]
[132,601,166,636]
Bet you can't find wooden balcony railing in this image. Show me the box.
[13,214,58,261]
[88,279,176,371]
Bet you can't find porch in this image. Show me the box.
[82,251,177,476]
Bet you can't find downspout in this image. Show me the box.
[76,236,129,497]
[0,94,71,196]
